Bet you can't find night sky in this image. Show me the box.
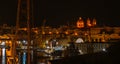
[0,0,120,27]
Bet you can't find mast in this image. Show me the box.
[14,0,21,63]
[15,0,31,64]
[27,0,31,64]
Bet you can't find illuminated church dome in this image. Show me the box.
[77,17,84,28]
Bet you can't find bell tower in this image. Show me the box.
[86,18,92,27]
[92,18,97,26]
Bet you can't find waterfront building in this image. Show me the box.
[0,19,120,62]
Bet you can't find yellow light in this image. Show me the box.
[88,24,92,27]
[74,32,78,36]
[6,41,12,56]
[34,30,38,34]
[49,32,52,34]
[65,31,69,35]
[23,28,27,31]
[42,31,45,34]
[56,31,59,34]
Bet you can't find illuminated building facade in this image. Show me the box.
[0,20,120,57]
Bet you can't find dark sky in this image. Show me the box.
[0,0,120,27]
